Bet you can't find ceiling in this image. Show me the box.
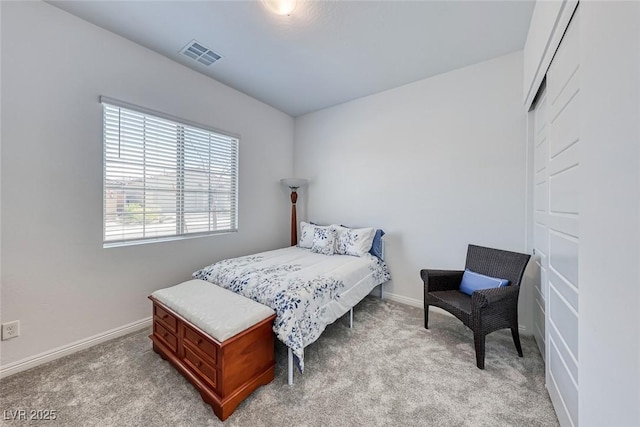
[49,1,535,117]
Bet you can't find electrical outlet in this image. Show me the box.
[2,321,20,340]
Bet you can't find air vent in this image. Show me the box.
[180,40,222,66]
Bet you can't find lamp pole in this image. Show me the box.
[289,187,299,246]
[280,178,308,246]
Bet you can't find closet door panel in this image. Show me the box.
[532,88,548,359]
[545,8,580,427]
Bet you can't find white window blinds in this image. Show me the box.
[102,97,238,246]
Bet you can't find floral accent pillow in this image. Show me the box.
[332,225,349,255]
[336,226,376,257]
[310,226,336,256]
[298,221,315,249]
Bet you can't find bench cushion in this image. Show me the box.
[151,279,275,342]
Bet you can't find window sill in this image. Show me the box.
[103,230,238,249]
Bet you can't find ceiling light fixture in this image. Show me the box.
[263,0,297,16]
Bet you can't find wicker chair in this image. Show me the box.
[421,244,531,369]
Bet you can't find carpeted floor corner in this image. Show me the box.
[0,297,558,426]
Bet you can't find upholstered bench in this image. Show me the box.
[149,279,276,421]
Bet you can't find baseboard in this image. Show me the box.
[382,291,528,333]
[0,317,152,379]
[382,291,424,309]
[383,292,452,319]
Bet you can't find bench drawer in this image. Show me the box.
[183,324,218,366]
[154,304,177,333]
[184,345,217,389]
[153,321,177,353]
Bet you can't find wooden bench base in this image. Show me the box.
[149,297,276,421]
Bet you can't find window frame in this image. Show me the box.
[100,96,239,248]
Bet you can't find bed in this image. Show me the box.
[192,229,390,385]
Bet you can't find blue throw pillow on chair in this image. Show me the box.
[459,269,510,295]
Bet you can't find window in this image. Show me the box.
[101,97,238,246]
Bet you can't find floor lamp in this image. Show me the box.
[280,178,308,246]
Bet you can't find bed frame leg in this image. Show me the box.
[380,283,384,299]
[288,347,294,386]
[349,308,353,329]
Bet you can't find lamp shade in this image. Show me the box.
[280,178,308,189]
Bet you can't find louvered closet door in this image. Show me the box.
[532,86,548,361]
[545,10,580,427]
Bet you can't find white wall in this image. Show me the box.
[294,52,531,327]
[0,1,294,368]
[579,2,639,425]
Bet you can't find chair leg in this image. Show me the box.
[473,331,485,369]
[511,327,523,357]
[424,304,429,329]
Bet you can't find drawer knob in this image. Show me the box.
[197,338,203,345]
[163,332,168,338]
[197,361,203,368]
[162,314,169,319]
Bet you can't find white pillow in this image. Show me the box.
[298,221,315,248]
[310,226,336,256]
[336,226,376,257]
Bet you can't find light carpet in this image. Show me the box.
[0,297,558,426]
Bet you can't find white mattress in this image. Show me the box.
[192,246,390,371]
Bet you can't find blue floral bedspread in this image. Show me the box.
[192,246,390,372]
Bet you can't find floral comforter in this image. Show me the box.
[192,246,390,371]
